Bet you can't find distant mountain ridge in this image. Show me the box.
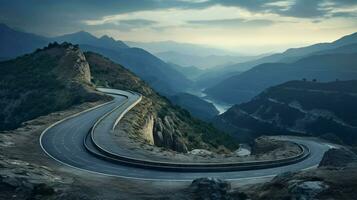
[205,51,357,104]
[0,24,192,96]
[0,23,48,58]
[197,32,357,89]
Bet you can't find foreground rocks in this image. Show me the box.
[246,147,357,200]
[173,178,248,200]
[319,147,357,168]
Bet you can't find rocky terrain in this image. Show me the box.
[168,147,357,200]
[245,147,357,200]
[214,80,357,145]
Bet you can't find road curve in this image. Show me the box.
[40,88,331,181]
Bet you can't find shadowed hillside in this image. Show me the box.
[0,43,107,130]
[214,80,357,144]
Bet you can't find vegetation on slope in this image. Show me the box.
[0,43,107,130]
[214,80,357,145]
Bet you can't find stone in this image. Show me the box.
[189,178,231,200]
[288,181,329,200]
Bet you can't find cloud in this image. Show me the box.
[187,18,275,27]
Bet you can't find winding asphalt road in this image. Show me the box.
[40,88,331,181]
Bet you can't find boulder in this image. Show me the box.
[288,181,329,200]
[189,178,231,200]
[319,148,357,168]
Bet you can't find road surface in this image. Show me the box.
[40,88,331,181]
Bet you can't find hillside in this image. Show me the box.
[0,42,106,130]
[0,23,48,58]
[168,93,219,121]
[214,80,357,144]
[81,44,192,95]
[85,52,239,152]
[205,53,357,104]
[53,31,193,95]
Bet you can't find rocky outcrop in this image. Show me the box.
[0,155,64,199]
[288,180,329,200]
[153,116,188,153]
[184,178,248,200]
[189,178,231,200]
[319,148,357,168]
[0,42,106,131]
[140,115,155,145]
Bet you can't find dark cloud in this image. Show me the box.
[0,0,356,36]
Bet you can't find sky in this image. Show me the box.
[1,0,357,54]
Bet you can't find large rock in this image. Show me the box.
[319,148,357,168]
[153,116,188,153]
[189,178,231,200]
[288,181,329,200]
[188,178,247,200]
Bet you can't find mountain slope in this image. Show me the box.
[214,80,357,144]
[0,23,48,58]
[205,53,357,104]
[0,25,193,96]
[85,52,239,152]
[0,43,106,130]
[168,93,219,121]
[53,32,193,95]
[54,31,129,51]
[81,44,193,95]
[196,32,357,88]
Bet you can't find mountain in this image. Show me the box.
[54,31,129,50]
[168,93,219,121]
[205,52,357,104]
[196,32,357,89]
[168,63,204,80]
[53,31,193,95]
[85,52,239,152]
[125,40,240,57]
[0,23,48,58]
[80,44,193,95]
[0,24,193,96]
[0,42,106,130]
[214,80,357,144]
[156,51,263,69]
